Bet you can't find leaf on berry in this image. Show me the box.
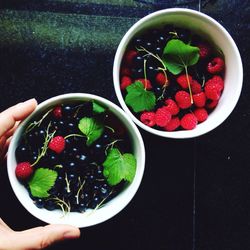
[125,81,156,113]
[78,117,104,146]
[28,168,58,198]
[162,39,200,75]
[103,148,136,186]
[93,101,106,114]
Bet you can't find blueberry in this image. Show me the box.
[78,202,87,213]
[132,54,144,67]
[131,67,144,79]
[15,144,30,162]
[76,102,93,118]
[44,200,57,211]
[132,37,144,47]
[34,198,45,209]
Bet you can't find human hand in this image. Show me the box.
[0,99,37,160]
[0,99,81,249]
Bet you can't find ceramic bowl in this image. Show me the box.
[113,8,243,138]
[7,93,145,228]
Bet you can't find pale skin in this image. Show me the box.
[0,99,80,250]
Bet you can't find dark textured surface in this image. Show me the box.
[0,1,249,249]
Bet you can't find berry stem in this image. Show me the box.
[143,58,148,90]
[76,178,85,205]
[25,109,52,134]
[64,134,86,140]
[31,123,56,167]
[184,66,194,104]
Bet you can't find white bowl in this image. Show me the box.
[113,8,243,138]
[7,93,145,228]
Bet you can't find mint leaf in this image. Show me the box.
[78,117,104,146]
[93,101,106,114]
[28,168,58,198]
[103,148,136,186]
[162,39,200,75]
[125,81,156,113]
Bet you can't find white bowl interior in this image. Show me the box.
[113,8,243,138]
[7,93,145,228]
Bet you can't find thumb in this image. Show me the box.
[13,224,80,250]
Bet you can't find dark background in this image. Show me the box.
[0,0,249,249]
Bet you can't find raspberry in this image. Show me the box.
[191,80,202,94]
[176,74,192,89]
[206,99,219,109]
[155,107,171,127]
[193,92,206,108]
[198,43,211,59]
[49,136,65,154]
[53,106,62,119]
[121,67,131,76]
[209,75,224,90]
[207,57,225,74]
[205,81,223,101]
[124,50,137,65]
[155,72,168,86]
[180,113,198,130]
[140,112,156,127]
[136,78,152,90]
[194,108,208,122]
[175,91,192,109]
[164,99,179,115]
[164,117,180,131]
[15,162,33,181]
[120,76,132,91]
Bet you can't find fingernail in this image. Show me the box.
[23,98,37,105]
[63,229,80,239]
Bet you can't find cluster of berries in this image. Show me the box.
[15,102,129,212]
[120,27,225,131]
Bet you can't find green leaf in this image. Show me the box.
[162,39,200,75]
[125,81,156,113]
[78,117,104,146]
[93,101,106,114]
[103,148,136,186]
[28,168,58,198]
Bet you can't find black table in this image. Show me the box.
[0,1,249,249]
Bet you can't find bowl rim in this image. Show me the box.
[7,93,145,227]
[113,8,243,139]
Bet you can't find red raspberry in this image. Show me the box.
[164,99,179,115]
[15,162,33,181]
[193,92,206,108]
[209,75,224,90]
[191,80,202,94]
[49,136,65,154]
[205,82,223,101]
[135,78,152,90]
[206,99,219,109]
[155,72,168,86]
[53,106,62,119]
[155,107,171,127]
[180,113,198,130]
[194,108,208,122]
[198,43,211,59]
[207,57,225,74]
[175,91,192,109]
[164,117,180,131]
[120,76,132,91]
[176,74,192,89]
[124,50,137,65]
[121,67,131,76]
[140,112,156,127]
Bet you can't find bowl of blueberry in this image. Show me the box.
[113,8,243,138]
[7,93,145,227]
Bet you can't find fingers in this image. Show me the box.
[13,224,80,250]
[0,218,13,232]
[0,99,37,137]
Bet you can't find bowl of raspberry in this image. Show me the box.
[7,93,145,227]
[113,8,243,138]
